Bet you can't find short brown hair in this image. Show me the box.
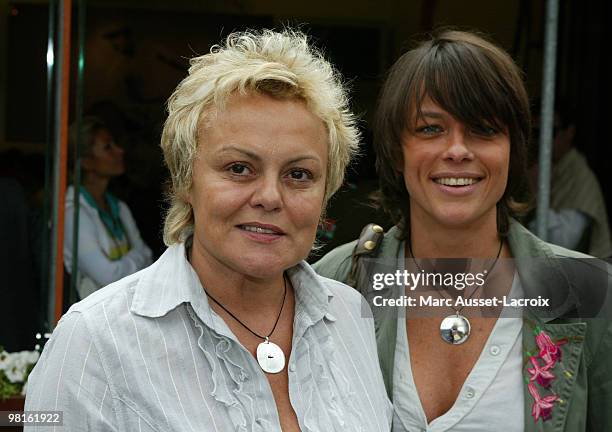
[374,29,531,238]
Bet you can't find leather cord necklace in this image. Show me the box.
[408,239,503,345]
[204,276,287,373]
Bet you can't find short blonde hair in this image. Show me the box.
[161,29,359,245]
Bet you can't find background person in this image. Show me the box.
[528,102,612,258]
[64,116,152,299]
[315,30,612,431]
[25,29,392,431]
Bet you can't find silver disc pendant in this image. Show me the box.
[256,338,285,374]
[440,313,471,345]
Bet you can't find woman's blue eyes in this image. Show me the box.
[416,125,443,134]
[415,124,499,137]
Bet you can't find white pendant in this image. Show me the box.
[440,314,471,345]
[256,339,285,373]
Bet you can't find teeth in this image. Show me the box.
[434,177,479,186]
[242,225,277,234]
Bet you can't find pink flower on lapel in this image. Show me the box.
[526,328,566,422]
[536,331,567,366]
[528,382,559,422]
[527,356,556,388]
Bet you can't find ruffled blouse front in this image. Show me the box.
[25,242,392,432]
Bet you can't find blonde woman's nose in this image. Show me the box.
[250,175,282,212]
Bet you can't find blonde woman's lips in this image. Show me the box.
[237,222,285,243]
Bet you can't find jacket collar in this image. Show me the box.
[506,220,580,323]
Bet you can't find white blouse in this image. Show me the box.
[25,242,392,431]
[392,312,524,431]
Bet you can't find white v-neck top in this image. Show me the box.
[392,246,524,432]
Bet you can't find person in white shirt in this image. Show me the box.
[26,29,392,431]
[529,104,612,257]
[64,116,152,299]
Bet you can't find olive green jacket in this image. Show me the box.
[313,220,612,431]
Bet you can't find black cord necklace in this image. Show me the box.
[204,276,288,373]
[408,239,503,345]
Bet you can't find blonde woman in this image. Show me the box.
[25,30,392,431]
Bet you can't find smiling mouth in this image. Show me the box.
[237,224,284,235]
[433,177,482,187]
